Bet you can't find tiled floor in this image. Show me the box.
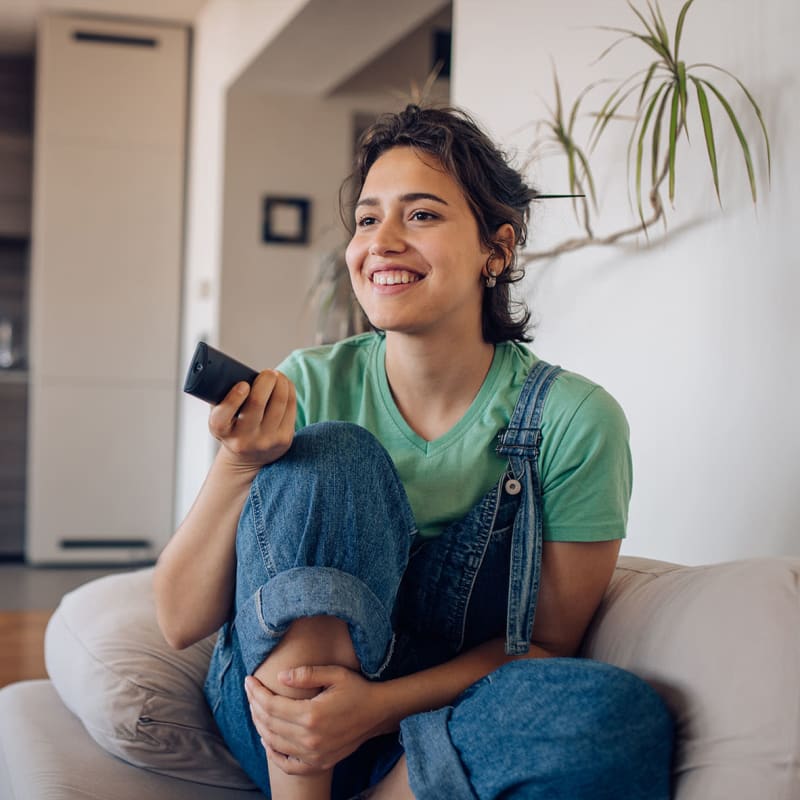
[0,562,141,610]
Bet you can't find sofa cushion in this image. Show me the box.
[0,680,257,800]
[44,567,255,789]
[582,556,800,800]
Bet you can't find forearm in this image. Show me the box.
[153,449,258,649]
[375,637,557,734]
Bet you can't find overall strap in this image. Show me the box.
[496,359,562,655]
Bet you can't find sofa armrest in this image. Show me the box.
[582,555,800,800]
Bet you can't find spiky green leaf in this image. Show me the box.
[552,67,564,126]
[637,34,672,63]
[590,78,653,151]
[566,137,578,195]
[574,146,599,210]
[647,0,670,53]
[592,31,638,65]
[692,62,772,180]
[651,84,672,186]
[668,85,680,203]
[589,71,639,142]
[700,78,758,202]
[637,61,660,111]
[674,0,696,64]
[635,84,668,226]
[677,61,689,142]
[627,1,658,39]
[691,77,720,204]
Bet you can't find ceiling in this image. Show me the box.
[0,0,208,54]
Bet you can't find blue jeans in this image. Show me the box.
[204,422,674,799]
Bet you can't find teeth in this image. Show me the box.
[372,270,421,286]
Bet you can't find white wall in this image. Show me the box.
[454,0,799,564]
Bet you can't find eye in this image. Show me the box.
[356,215,378,228]
[410,210,438,222]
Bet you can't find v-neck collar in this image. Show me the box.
[373,335,507,456]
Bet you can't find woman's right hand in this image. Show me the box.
[208,369,297,472]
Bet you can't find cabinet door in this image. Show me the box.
[27,16,188,563]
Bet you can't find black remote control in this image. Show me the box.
[183,341,259,406]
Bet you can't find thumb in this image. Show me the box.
[278,664,342,689]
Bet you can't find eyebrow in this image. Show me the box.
[355,192,450,209]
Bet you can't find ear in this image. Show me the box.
[490,224,516,274]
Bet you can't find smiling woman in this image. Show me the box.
[153,104,674,800]
[341,105,537,345]
[344,147,492,344]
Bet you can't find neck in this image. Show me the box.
[384,328,495,441]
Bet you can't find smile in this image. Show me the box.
[371,270,422,286]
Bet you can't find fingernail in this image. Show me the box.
[244,677,252,691]
[278,669,291,683]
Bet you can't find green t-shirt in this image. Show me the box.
[277,333,631,542]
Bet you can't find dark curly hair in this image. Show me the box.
[340,104,539,343]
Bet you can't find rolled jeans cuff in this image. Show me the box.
[233,566,395,679]
[401,706,478,800]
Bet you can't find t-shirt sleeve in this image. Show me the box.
[540,383,632,542]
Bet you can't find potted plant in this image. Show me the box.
[521,0,771,263]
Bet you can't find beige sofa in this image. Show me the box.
[0,555,798,799]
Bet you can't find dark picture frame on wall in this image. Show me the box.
[262,196,311,245]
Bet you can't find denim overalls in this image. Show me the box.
[204,361,674,799]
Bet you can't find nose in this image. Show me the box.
[368,218,406,256]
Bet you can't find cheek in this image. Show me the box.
[344,238,362,277]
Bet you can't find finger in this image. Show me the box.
[260,372,292,430]
[251,691,312,730]
[262,729,314,764]
[245,678,308,734]
[279,664,342,691]
[278,379,297,433]
[264,745,319,777]
[208,382,250,438]
[236,370,279,430]
[244,678,273,724]
[248,685,313,733]
[256,706,310,743]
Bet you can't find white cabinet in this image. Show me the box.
[26,15,188,563]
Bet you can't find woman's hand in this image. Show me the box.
[244,666,389,776]
[209,370,296,472]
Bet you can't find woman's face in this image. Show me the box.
[345,146,490,340]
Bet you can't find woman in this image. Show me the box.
[154,105,673,800]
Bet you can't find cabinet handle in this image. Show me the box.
[72,31,158,48]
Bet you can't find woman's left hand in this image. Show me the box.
[244,666,389,775]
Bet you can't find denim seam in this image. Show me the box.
[249,479,278,579]
[455,477,505,653]
[446,501,492,650]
